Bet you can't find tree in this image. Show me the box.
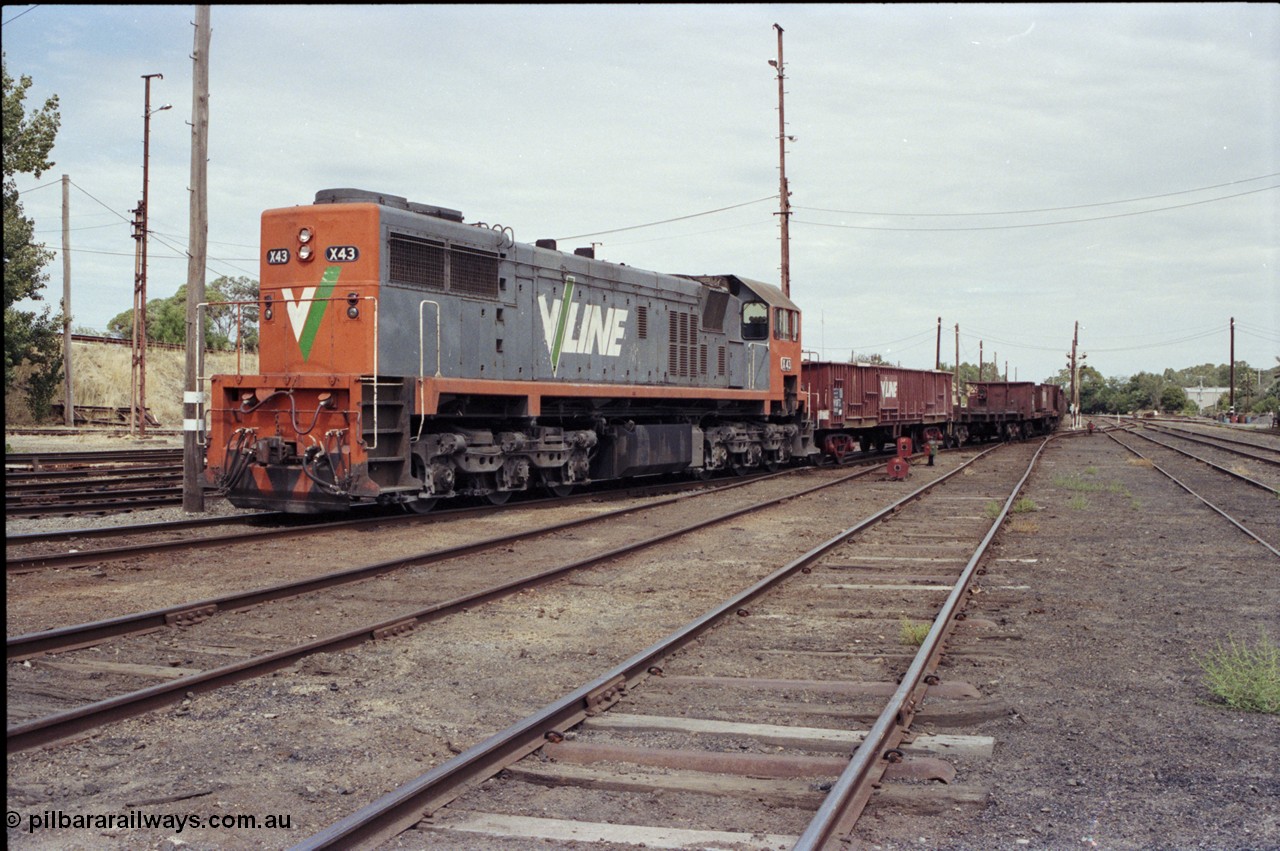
[107,276,259,350]
[207,275,259,351]
[3,54,63,418]
[1158,385,1188,414]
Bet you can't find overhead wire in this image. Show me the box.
[555,195,777,241]
[794,184,1279,232]
[799,172,1280,218]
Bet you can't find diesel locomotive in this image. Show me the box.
[204,189,807,513]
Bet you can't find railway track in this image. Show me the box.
[4,448,185,470]
[4,463,824,575]
[4,448,198,518]
[1136,420,1280,470]
[9,454,933,751]
[1109,428,1280,556]
[291,439,1049,848]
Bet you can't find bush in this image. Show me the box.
[1196,631,1280,715]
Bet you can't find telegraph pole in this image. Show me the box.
[131,73,171,438]
[954,323,960,406]
[1229,316,1235,418]
[770,23,791,298]
[1069,321,1080,429]
[61,174,73,426]
[935,316,941,371]
[184,6,211,512]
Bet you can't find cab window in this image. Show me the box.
[773,307,799,341]
[741,301,769,341]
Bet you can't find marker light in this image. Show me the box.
[298,227,313,244]
[298,244,314,261]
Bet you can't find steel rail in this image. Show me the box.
[7,466,856,657]
[1107,433,1280,558]
[793,436,1052,848]
[5,463,799,572]
[7,473,185,494]
[5,449,184,468]
[5,491,188,519]
[1140,419,1280,453]
[1122,429,1278,494]
[6,461,892,751]
[6,511,284,547]
[288,444,1005,850]
[5,463,183,483]
[1137,423,1280,468]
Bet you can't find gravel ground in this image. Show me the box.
[5,429,1279,850]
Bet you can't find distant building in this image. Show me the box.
[1187,386,1230,413]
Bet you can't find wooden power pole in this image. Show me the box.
[61,174,73,426]
[183,5,211,512]
[771,23,791,299]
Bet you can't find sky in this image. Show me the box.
[5,3,1278,384]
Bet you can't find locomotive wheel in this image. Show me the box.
[402,496,438,514]
[486,489,513,505]
[541,471,574,498]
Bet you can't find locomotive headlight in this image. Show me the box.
[347,306,360,319]
[298,244,314,262]
[298,227,313,244]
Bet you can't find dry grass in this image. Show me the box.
[7,342,255,428]
[899,618,931,647]
[1126,457,1155,467]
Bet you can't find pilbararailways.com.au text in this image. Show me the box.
[9,809,292,834]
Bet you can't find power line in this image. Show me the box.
[607,218,772,248]
[798,172,1280,218]
[795,184,1279,232]
[1,4,39,25]
[15,177,60,196]
[555,195,776,241]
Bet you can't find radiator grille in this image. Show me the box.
[389,234,445,291]
[388,233,499,299]
[449,245,500,298]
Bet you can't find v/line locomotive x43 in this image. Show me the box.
[203,189,1063,513]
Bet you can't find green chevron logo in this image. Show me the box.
[283,266,341,360]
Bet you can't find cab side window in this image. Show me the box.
[742,301,769,341]
[773,308,799,341]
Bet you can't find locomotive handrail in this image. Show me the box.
[196,299,260,449]
[746,342,763,390]
[415,300,442,444]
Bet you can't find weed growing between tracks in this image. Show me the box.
[899,618,930,647]
[1196,630,1280,715]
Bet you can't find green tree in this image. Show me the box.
[1158,384,1188,413]
[107,276,259,351]
[207,275,259,351]
[3,54,63,418]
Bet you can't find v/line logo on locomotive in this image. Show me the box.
[537,276,629,375]
[281,267,340,361]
